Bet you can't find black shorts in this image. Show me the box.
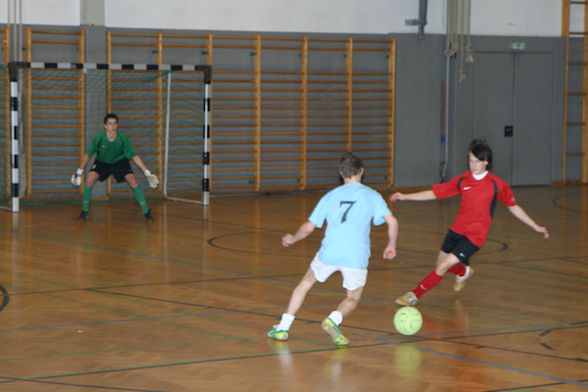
[90,159,133,183]
[441,230,479,265]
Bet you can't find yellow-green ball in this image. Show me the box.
[394,306,423,336]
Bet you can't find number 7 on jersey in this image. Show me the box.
[339,201,356,223]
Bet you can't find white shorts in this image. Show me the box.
[310,254,367,291]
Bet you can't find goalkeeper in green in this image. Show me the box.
[71,113,159,221]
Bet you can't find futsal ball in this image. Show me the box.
[393,306,423,336]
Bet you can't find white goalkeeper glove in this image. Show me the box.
[144,170,159,189]
[71,168,83,188]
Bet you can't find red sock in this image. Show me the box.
[448,263,466,277]
[413,270,444,298]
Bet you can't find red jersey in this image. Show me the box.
[432,172,516,247]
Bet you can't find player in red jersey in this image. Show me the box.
[391,139,549,306]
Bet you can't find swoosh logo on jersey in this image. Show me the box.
[463,186,471,190]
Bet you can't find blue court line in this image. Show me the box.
[0,299,351,334]
[415,320,588,337]
[0,313,198,333]
[0,295,578,337]
[376,338,588,388]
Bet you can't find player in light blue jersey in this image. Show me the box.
[267,152,398,345]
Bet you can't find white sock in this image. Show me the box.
[276,313,295,331]
[328,311,343,325]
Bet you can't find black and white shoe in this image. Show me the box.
[78,211,88,220]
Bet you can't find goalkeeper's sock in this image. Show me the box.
[132,186,149,214]
[82,186,93,212]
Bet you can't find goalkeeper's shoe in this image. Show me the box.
[267,326,288,341]
[144,209,154,221]
[77,211,88,220]
[321,317,349,346]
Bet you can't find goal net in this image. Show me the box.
[3,62,210,210]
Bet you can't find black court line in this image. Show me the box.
[3,252,574,299]
[206,230,510,257]
[0,342,391,384]
[4,277,584,365]
[1,217,398,285]
[85,289,588,364]
[11,250,576,336]
[34,191,570,241]
[0,216,488,303]
[434,324,588,363]
[3,264,384,304]
[482,255,583,264]
[552,189,588,215]
[0,206,528,294]
[109,204,292,235]
[83,288,398,331]
[5,199,584,387]
[1,280,585,385]
[3,277,567,349]
[561,257,588,265]
[1,329,586,388]
[0,375,166,392]
[0,228,265,279]
[0,260,462,298]
[206,232,314,258]
[377,340,588,389]
[492,260,588,281]
[485,378,588,392]
[5,272,308,297]
[387,254,578,281]
[118,204,514,259]
[0,230,573,337]
[0,284,9,313]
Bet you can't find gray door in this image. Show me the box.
[513,53,553,185]
[473,52,553,185]
[473,53,514,183]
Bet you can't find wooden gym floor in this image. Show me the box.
[0,185,586,391]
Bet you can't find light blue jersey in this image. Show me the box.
[308,182,392,269]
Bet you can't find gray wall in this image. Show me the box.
[393,34,446,187]
[10,25,567,197]
[449,36,564,186]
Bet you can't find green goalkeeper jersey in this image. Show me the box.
[87,131,136,164]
